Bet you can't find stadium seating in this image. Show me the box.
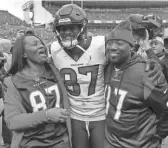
[85,8,168,21]
[41,4,168,36]
[42,4,168,21]
[0,10,26,26]
[1,4,168,43]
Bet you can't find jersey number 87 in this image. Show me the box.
[30,85,60,112]
[60,65,99,96]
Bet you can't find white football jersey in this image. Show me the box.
[51,36,106,121]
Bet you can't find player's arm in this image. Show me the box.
[143,64,168,117]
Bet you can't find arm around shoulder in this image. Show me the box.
[143,66,168,116]
[143,63,168,138]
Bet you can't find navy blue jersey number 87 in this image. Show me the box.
[60,65,99,96]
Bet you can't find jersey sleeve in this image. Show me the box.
[143,66,168,117]
[4,77,48,131]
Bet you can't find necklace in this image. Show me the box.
[29,68,52,107]
[32,76,40,82]
[26,67,46,82]
[23,67,49,94]
[22,67,55,112]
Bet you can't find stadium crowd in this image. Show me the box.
[1,3,168,148]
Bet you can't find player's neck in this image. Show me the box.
[78,36,92,50]
[64,37,92,61]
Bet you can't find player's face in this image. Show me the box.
[58,24,81,41]
[150,40,164,55]
[23,36,48,65]
[106,40,131,66]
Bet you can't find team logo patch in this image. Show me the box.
[59,18,71,23]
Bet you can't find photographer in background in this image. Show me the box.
[129,14,168,148]
[128,13,163,59]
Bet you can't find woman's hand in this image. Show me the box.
[47,107,70,123]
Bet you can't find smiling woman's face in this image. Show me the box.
[23,36,48,65]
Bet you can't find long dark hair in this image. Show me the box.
[8,34,47,76]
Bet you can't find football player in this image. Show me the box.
[4,34,71,148]
[51,4,106,148]
[104,20,168,148]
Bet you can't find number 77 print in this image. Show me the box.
[105,85,127,120]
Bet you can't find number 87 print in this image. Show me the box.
[30,85,60,112]
[60,65,99,96]
[105,85,128,120]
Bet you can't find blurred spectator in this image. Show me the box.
[0,39,12,53]
[0,50,10,148]
[16,30,25,38]
[88,32,94,36]
[164,38,168,53]
[25,30,35,35]
[0,39,12,71]
[0,56,5,146]
[150,36,165,59]
[0,51,7,82]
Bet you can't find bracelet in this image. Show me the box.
[45,109,50,121]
